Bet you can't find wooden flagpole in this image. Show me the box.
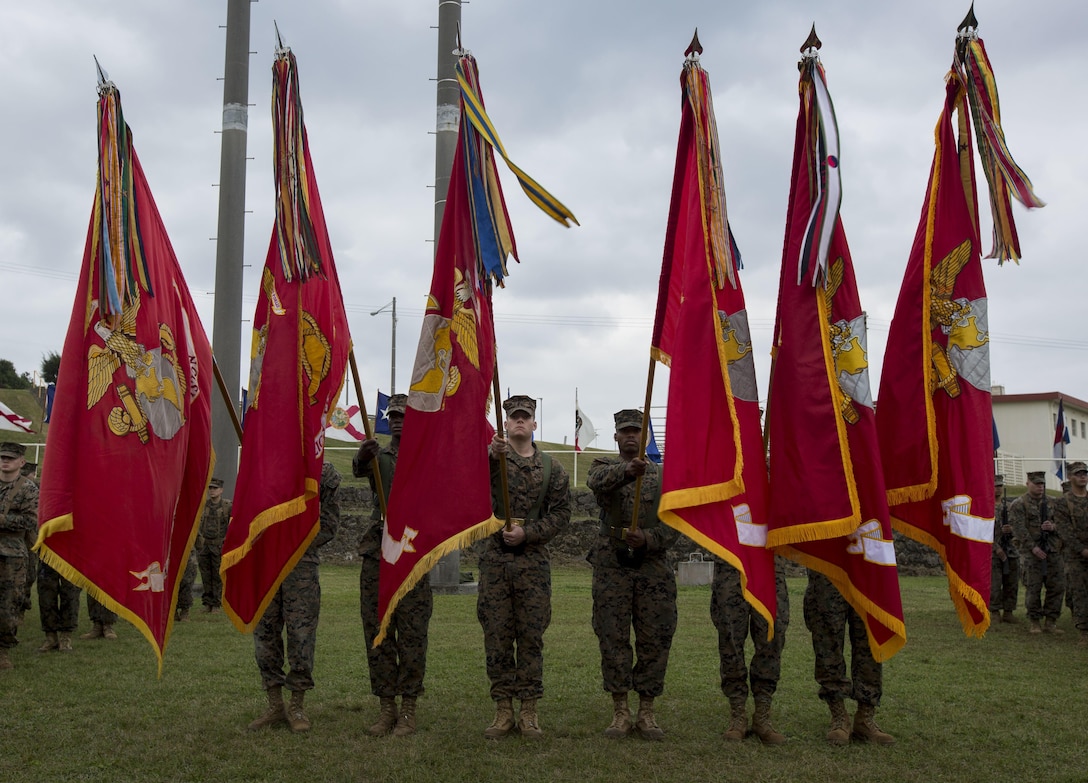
[349,348,387,521]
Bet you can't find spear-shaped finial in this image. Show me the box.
[274,20,287,55]
[94,55,115,95]
[800,24,822,54]
[957,2,978,33]
[685,29,703,58]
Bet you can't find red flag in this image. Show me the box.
[377,52,574,643]
[37,79,213,671]
[875,33,1035,636]
[766,49,905,661]
[221,48,350,632]
[652,56,777,630]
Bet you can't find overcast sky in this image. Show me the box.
[2,0,1082,448]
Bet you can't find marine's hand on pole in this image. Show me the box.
[356,438,380,466]
[625,457,648,478]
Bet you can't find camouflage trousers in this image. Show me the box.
[0,554,28,649]
[360,555,432,698]
[177,554,198,613]
[1022,555,1065,622]
[20,550,36,616]
[477,554,552,700]
[803,570,882,706]
[37,562,80,634]
[87,594,117,626]
[990,557,1020,613]
[591,555,677,697]
[711,561,789,701]
[1063,556,1088,631]
[254,561,321,692]
[197,547,223,608]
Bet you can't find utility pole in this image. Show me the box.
[211,0,252,496]
[370,297,397,395]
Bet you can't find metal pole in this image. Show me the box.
[211,0,252,497]
[434,0,461,239]
[391,296,397,395]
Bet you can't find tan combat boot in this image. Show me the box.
[1002,610,1018,624]
[38,632,58,653]
[518,698,544,739]
[722,697,748,742]
[102,624,118,640]
[483,698,515,739]
[0,648,12,670]
[369,696,397,736]
[175,609,190,622]
[852,702,895,745]
[247,685,287,731]
[57,633,73,652]
[1029,619,1042,634]
[604,692,632,739]
[1043,618,1064,635]
[634,695,664,741]
[751,696,785,745]
[1079,630,1088,648]
[393,696,417,737]
[80,623,104,640]
[287,690,311,733]
[826,698,851,746]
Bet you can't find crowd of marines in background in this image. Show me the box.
[3,408,1087,744]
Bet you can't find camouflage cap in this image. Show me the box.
[994,473,1004,487]
[1069,460,1088,475]
[502,395,536,417]
[1027,471,1047,484]
[386,394,408,416]
[209,477,224,489]
[613,409,643,431]
[0,442,26,458]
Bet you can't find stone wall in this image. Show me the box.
[323,486,945,576]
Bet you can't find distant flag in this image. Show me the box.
[0,401,34,433]
[37,70,213,672]
[325,404,367,442]
[44,383,56,424]
[377,48,576,644]
[575,402,595,451]
[374,390,391,436]
[992,415,1000,451]
[1053,399,1070,479]
[877,14,1040,637]
[651,44,777,631]
[646,419,662,464]
[766,32,904,661]
[220,44,351,632]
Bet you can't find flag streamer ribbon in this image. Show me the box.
[456,55,579,245]
[272,47,323,282]
[956,32,1044,264]
[95,78,152,319]
[796,55,841,286]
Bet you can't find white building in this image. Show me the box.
[991,388,1088,491]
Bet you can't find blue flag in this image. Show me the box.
[44,382,56,424]
[647,418,662,464]
[375,391,391,435]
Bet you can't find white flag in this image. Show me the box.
[575,406,595,451]
[0,401,34,433]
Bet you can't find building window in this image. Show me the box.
[1083,421,1086,439]
[1073,418,1078,438]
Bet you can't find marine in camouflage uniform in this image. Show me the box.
[587,408,677,741]
[804,569,893,745]
[249,461,340,733]
[353,394,432,737]
[175,545,198,621]
[478,395,570,739]
[990,474,1020,623]
[0,442,37,669]
[196,477,231,612]
[1053,460,1088,645]
[711,555,789,744]
[1009,470,1065,634]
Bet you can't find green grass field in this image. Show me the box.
[2,567,1084,783]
